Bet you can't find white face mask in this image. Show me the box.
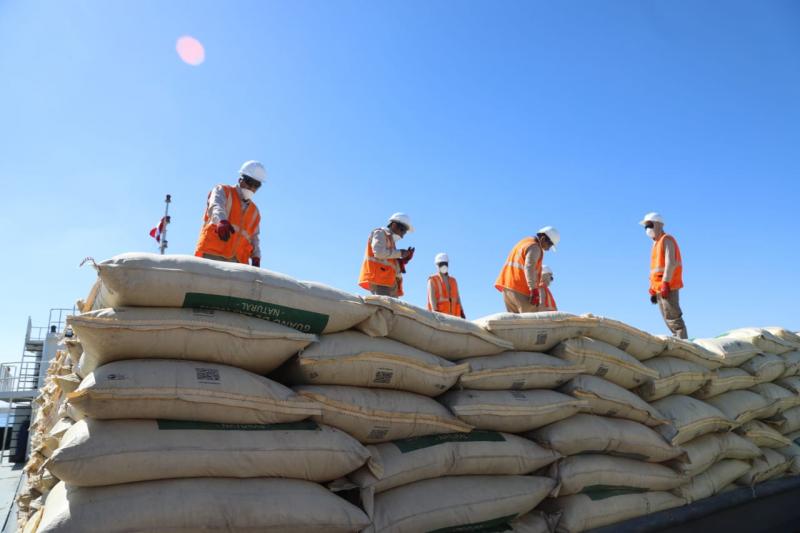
[645,227,656,238]
[240,188,255,201]
[438,265,448,274]
[392,231,403,241]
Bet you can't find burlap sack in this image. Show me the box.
[473,312,594,352]
[349,431,559,493]
[294,385,471,443]
[705,390,774,425]
[693,368,757,400]
[550,337,658,389]
[694,337,760,368]
[69,307,315,374]
[37,479,369,533]
[274,331,467,396]
[659,336,723,369]
[559,375,669,428]
[439,389,586,433]
[68,359,320,424]
[749,383,800,414]
[735,420,791,448]
[651,395,735,445]
[666,432,760,477]
[47,418,369,486]
[637,357,710,401]
[527,414,684,462]
[364,475,556,533]
[580,314,666,360]
[87,252,374,334]
[739,353,787,384]
[672,459,751,503]
[736,448,791,485]
[457,351,585,390]
[549,454,685,496]
[540,492,684,533]
[722,327,797,355]
[356,296,513,358]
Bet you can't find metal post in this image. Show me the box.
[160,194,172,255]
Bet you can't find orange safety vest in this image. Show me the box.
[650,233,684,292]
[427,274,463,317]
[194,185,261,264]
[495,237,542,295]
[358,228,404,296]
[538,285,557,311]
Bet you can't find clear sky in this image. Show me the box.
[1,1,798,363]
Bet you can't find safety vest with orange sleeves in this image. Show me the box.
[194,185,261,264]
[650,233,684,293]
[358,228,404,296]
[427,274,464,318]
[495,237,543,295]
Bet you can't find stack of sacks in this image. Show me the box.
[473,313,686,532]
[16,347,75,532]
[657,328,800,503]
[32,253,389,532]
[288,299,559,532]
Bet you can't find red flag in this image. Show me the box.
[149,217,167,243]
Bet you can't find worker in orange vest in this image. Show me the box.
[194,160,265,266]
[640,212,687,339]
[538,265,557,311]
[358,213,415,297]
[495,226,561,313]
[427,253,465,318]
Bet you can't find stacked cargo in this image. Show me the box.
[313,297,560,532]
[27,254,379,532]
[478,313,687,532]
[17,252,800,533]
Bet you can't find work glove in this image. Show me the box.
[403,247,416,263]
[530,288,540,307]
[251,257,261,268]
[660,281,670,298]
[650,294,658,305]
[217,220,235,242]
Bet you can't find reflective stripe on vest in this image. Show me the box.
[494,237,542,295]
[650,233,684,292]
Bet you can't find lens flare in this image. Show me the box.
[176,36,205,66]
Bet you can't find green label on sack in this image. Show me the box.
[392,431,507,453]
[583,486,648,501]
[584,450,650,462]
[156,420,319,431]
[427,514,517,533]
[182,292,329,334]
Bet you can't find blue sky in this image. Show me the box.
[1,1,798,362]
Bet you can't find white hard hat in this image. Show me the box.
[239,160,267,183]
[388,212,414,233]
[537,226,560,251]
[434,253,449,265]
[639,212,665,226]
[542,265,553,276]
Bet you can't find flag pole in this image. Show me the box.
[160,194,172,255]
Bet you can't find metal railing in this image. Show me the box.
[0,307,75,462]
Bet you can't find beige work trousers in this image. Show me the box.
[370,282,400,298]
[502,289,540,313]
[658,289,688,339]
[202,253,238,263]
